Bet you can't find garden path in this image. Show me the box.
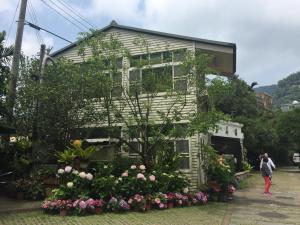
[223,168,300,225]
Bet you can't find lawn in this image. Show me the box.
[0,203,227,225]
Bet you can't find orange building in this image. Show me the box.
[256,92,272,110]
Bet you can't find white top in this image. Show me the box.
[260,158,276,173]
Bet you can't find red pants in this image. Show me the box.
[263,176,271,193]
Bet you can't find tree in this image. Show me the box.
[276,109,300,164]
[0,31,14,119]
[76,31,226,170]
[15,56,97,154]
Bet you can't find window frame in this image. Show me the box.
[128,49,189,94]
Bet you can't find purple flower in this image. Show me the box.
[119,200,130,210]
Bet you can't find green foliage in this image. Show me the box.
[208,76,258,117]
[73,145,97,161]
[204,145,235,192]
[55,148,76,165]
[273,71,300,106]
[242,160,253,171]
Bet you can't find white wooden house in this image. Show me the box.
[52,21,240,189]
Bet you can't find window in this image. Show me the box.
[128,141,140,156]
[173,49,186,62]
[150,52,162,65]
[70,127,121,139]
[111,72,122,97]
[129,49,188,94]
[174,65,188,92]
[142,66,172,93]
[129,69,141,95]
[226,126,229,134]
[175,140,190,169]
[234,129,238,136]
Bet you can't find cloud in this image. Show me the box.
[138,0,300,85]
[2,0,300,85]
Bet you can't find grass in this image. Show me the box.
[0,203,228,225]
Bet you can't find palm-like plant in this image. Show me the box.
[0,31,14,118]
[0,31,14,71]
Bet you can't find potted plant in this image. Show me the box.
[73,145,97,169]
[13,178,28,200]
[151,193,168,209]
[94,199,105,214]
[128,194,146,212]
[166,192,175,208]
[57,199,72,216]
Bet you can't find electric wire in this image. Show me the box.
[40,0,85,31]
[47,0,91,30]
[56,0,96,29]
[28,0,43,45]
[4,0,20,52]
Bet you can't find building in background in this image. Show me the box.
[281,100,300,112]
[256,92,272,110]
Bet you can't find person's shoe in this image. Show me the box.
[267,192,272,196]
[263,192,268,195]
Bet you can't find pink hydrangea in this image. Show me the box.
[137,173,145,179]
[79,201,87,209]
[121,171,128,177]
[154,198,161,204]
[149,175,156,181]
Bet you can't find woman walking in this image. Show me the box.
[261,157,272,196]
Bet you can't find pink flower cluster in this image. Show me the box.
[228,185,236,193]
[42,198,105,213]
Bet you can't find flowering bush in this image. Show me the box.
[107,197,130,212]
[128,194,146,211]
[194,191,209,204]
[151,193,168,209]
[208,155,235,193]
[174,193,189,206]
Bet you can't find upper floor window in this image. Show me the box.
[129,49,187,68]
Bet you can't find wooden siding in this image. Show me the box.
[56,28,194,62]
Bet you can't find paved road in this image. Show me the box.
[224,168,300,225]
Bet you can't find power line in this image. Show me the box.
[40,0,85,31]
[27,0,43,44]
[56,0,96,29]
[25,21,72,44]
[4,0,20,50]
[47,0,92,30]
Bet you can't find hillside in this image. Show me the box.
[254,71,300,107]
[254,84,277,96]
[273,71,300,106]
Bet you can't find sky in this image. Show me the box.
[1,0,300,86]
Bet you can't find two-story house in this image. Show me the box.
[51,20,241,189]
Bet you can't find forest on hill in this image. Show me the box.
[255,71,300,107]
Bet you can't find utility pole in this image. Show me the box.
[32,44,45,142]
[7,0,28,124]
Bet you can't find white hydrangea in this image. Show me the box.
[58,169,64,174]
[139,165,146,170]
[183,187,189,194]
[86,173,93,180]
[79,172,86,179]
[64,166,72,173]
[130,165,137,169]
[67,182,74,188]
[72,170,79,175]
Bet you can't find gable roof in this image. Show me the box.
[51,20,236,57]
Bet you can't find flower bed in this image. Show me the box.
[42,164,209,216]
